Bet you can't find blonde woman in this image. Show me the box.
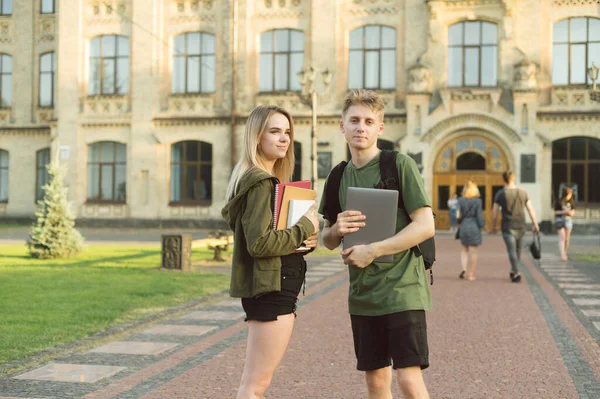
[457,181,485,281]
[221,105,319,399]
[555,187,575,261]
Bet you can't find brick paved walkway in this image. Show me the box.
[1,235,600,398]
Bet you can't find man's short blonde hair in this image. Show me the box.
[342,89,385,121]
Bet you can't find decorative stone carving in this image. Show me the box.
[513,60,537,91]
[0,20,13,43]
[168,95,215,115]
[421,114,521,144]
[551,88,597,108]
[37,16,56,43]
[170,0,216,22]
[84,96,130,116]
[0,110,12,125]
[552,0,600,5]
[255,93,306,112]
[408,60,432,93]
[37,109,55,123]
[161,234,192,271]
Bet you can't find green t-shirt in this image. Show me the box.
[318,152,432,316]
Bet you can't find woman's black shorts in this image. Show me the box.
[241,253,307,322]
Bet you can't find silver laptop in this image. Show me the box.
[343,187,398,263]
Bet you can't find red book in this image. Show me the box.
[273,180,311,228]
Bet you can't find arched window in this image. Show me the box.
[552,17,600,86]
[348,25,396,90]
[172,32,216,94]
[87,142,127,202]
[36,148,50,202]
[171,141,212,204]
[40,52,56,107]
[259,29,304,92]
[89,35,130,95]
[0,54,12,107]
[448,21,498,87]
[0,149,8,202]
[293,141,302,182]
[456,152,486,170]
[552,137,600,207]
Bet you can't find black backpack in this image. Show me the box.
[323,150,436,285]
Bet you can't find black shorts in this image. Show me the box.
[241,253,306,322]
[351,310,429,371]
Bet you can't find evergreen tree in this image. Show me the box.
[28,160,84,259]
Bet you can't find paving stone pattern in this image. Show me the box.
[1,237,600,398]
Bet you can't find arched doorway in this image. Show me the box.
[433,135,509,229]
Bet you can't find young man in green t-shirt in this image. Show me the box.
[319,89,434,399]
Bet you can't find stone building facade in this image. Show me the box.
[0,0,599,232]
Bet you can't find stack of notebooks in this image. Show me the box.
[273,180,316,251]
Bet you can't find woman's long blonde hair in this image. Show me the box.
[463,181,481,198]
[226,105,295,201]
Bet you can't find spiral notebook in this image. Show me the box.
[276,186,316,230]
[343,187,398,263]
[272,180,311,228]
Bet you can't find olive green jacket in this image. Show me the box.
[221,167,315,298]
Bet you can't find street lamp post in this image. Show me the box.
[296,66,333,191]
[588,63,600,103]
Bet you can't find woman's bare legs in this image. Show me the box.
[466,246,478,280]
[460,246,468,278]
[564,228,572,260]
[557,228,567,261]
[236,313,295,399]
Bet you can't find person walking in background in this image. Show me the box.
[491,171,540,283]
[555,187,575,261]
[447,193,459,233]
[457,182,485,281]
[221,105,319,399]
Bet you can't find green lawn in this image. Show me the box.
[573,254,600,264]
[0,245,230,364]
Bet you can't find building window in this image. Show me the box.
[0,0,12,15]
[170,141,212,204]
[552,17,600,86]
[293,141,302,182]
[0,54,12,108]
[172,32,216,94]
[552,137,600,207]
[41,0,54,14]
[348,25,396,90]
[0,149,7,202]
[87,142,126,202]
[448,21,498,87]
[259,29,304,92]
[39,52,56,107]
[89,35,130,96]
[36,148,50,201]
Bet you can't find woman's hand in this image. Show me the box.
[303,203,320,233]
[303,233,318,249]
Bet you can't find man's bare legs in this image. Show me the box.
[396,366,430,399]
[365,367,393,399]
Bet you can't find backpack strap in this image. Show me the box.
[377,150,405,211]
[377,150,425,259]
[323,160,348,224]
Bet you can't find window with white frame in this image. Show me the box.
[259,29,304,92]
[87,142,127,202]
[348,25,396,90]
[172,32,216,94]
[552,17,600,86]
[447,21,498,87]
[40,52,56,107]
[89,35,130,96]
